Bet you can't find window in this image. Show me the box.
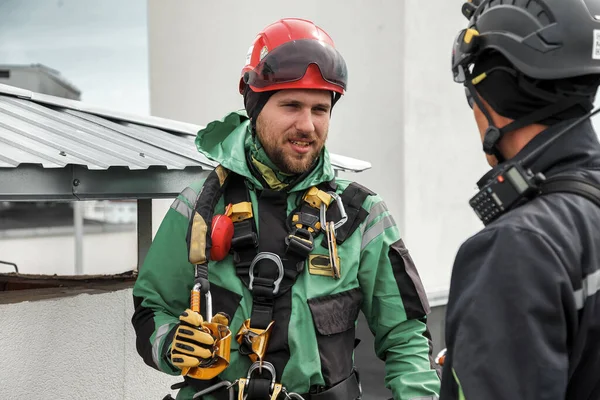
[0,201,137,276]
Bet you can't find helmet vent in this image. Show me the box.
[477,0,556,26]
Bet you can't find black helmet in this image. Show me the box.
[453,0,600,81]
[452,0,600,160]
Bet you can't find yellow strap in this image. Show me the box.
[303,187,333,209]
[226,202,253,222]
[189,212,208,265]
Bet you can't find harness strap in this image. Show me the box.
[540,175,600,208]
[252,189,288,329]
[225,174,259,280]
[226,176,334,296]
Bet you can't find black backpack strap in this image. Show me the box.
[321,182,375,248]
[540,175,600,208]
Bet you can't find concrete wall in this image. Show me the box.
[0,289,180,400]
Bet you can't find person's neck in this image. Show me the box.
[496,120,548,160]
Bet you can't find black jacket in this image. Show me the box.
[441,119,600,400]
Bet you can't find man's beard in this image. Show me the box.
[265,141,321,174]
[255,121,325,174]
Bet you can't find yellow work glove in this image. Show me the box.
[169,309,230,369]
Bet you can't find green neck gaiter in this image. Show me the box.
[245,131,298,191]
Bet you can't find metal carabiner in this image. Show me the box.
[320,191,348,233]
[192,281,213,321]
[246,360,276,385]
[192,380,235,400]
[205,290,213,321]
[248,252,285,295]
[237,361,277,399]
[281,389,306,400]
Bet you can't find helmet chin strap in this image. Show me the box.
[464,79,506,163]
[464,78,585,165]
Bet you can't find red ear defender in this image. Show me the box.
[210,204,234,261]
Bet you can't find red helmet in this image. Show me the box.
[239,18,348,95]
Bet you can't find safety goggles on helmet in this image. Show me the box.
[451,28,480,85]
[452,28,479,108]
[453,29,519,109]
[242,39,348,91]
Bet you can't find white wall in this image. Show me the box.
[147,0,489,294]
[0,289,180,400]
[404,1,489,293]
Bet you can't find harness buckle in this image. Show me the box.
[303,187,333,209]
[285,229,314,257]
[231,231,258,249]
[226,201,253,222]
[291,211,321,233]
[248,252,285,295]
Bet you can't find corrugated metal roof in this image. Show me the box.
[0,83,371,201]
[0,86,216,171]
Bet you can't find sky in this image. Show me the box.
[0,0,150,115]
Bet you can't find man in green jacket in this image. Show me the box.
[132,17,440,400]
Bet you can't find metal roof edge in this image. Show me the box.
[0,83,33,98]
[329,153,371,173]
[0,83,202,135]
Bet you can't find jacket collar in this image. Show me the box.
[195,110,336,192]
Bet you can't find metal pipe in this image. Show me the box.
[73,201,84,275]
[192,380,234,400]
[0,260,18,273]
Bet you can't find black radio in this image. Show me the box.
[470,163,545,225]
[468,106,600,225]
